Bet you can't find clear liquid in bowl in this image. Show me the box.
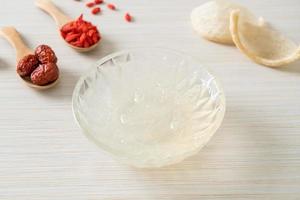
[73,49,225,168]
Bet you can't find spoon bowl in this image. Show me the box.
[66,42,99,53]
[20,75,59,90]
[0,26,59,90]
[35,0,100,52]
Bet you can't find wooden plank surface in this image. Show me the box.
[0,0,299,199]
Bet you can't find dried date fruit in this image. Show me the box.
[31,63,59,86]
[17,54,39,77]
[35,45,57,64]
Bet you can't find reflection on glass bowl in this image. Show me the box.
[72,48,226,168]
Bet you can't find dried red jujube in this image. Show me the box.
[15,44,59,86]
[35,45,57,64]
[30,63,59,86]
[17,54,39,77]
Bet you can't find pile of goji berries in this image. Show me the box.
[60,14,101,48]
[79,0,132,22]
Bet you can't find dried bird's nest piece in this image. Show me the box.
[229,10,300,67]
[190,0,253,45]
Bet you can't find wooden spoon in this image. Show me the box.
[35,0,99,52]
[0,27,59,90]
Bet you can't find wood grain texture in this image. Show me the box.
[0,0,299,199]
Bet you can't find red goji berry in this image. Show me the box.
[86,36,94,45]
[61,23,75,33]
[92,7,101,15]
[71,41,82,48]
[60,31,66,38]
[78,14,84,21]
[87,29,96,37]
[94,0,103,4]
[86,2,95,7]
[79,33,87,44]
[124,13,132,22]
[78,23,89,33]
[107,4,116,10]
[65,33,80,42]
[92,34,99,43]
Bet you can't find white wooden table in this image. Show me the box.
[0,0,299,199]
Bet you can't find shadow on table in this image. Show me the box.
[75,35,118,60]
[33,67,79,100]
[273,60,300,74]
[0,59,11,70]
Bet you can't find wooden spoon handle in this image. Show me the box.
[0,27,32,61]
[35,0,72,28]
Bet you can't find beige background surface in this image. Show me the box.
[0,0,299,199]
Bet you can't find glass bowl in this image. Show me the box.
[72,48,226,168]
